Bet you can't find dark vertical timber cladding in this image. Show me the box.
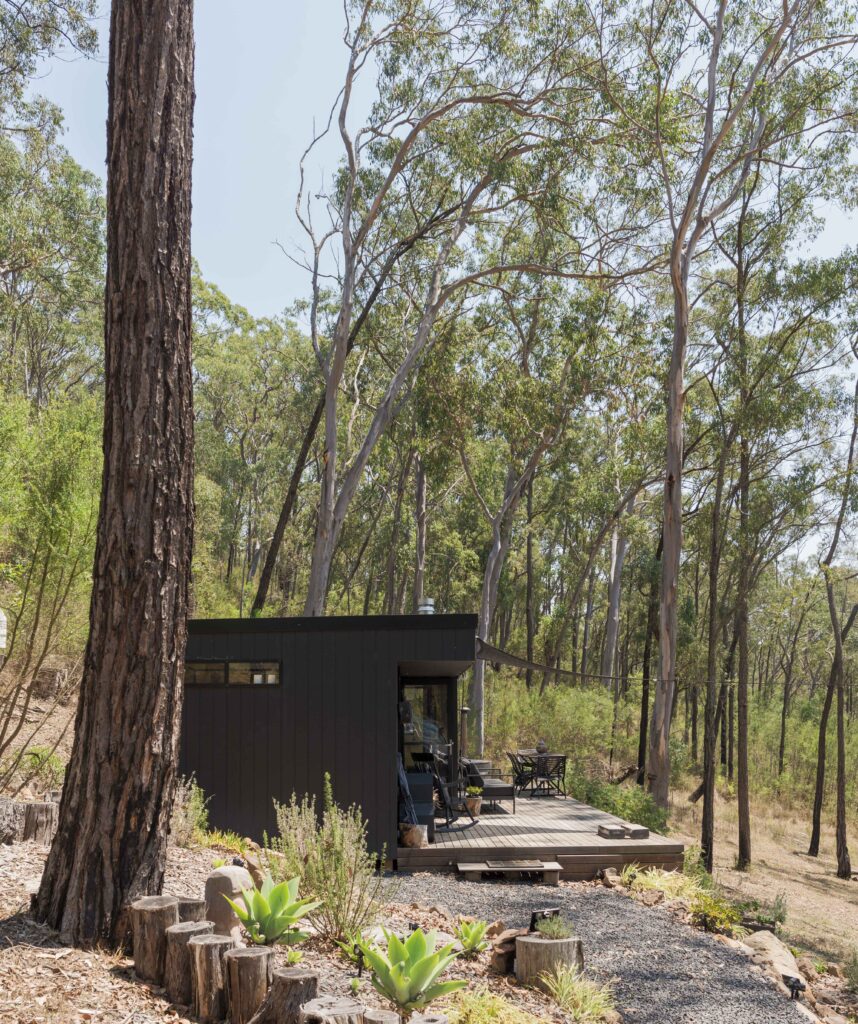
[181,615,476,855]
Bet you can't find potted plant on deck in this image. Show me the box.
[465,785,483,817]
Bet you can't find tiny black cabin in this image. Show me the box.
[179,614,477,857]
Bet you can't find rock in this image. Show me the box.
[827,963,844,980]
[793,1004,821,1023]
[601,868,620,889]
[636,890,664,907]
[798,957,820,981]
[818,1010,850,1024]
[485,920,506,938]
[490,927,527,974]
[744,929,805,985]
[205,866,253,942]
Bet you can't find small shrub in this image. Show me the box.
[690,891,742,935]
[21,745,65,793]
[465,786,483,797]
[171,775,210,847]
[224,872,320,946]
[769,891,788,928]
[619,862,640,887]
[264,772,395,941]
[335,928,378,968]
[844,951,858,991]
[535,916,574,939]
[540,964,616,1022]
[444,986,541,1023]
[629,867,703,901]
[358,927,466,1014]
[201,829,247,855]
[454,918,490,956]
[682,845,714,888]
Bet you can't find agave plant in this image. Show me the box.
[453,918,490,957]
[357,927,467,1014]
[223,872,321,946]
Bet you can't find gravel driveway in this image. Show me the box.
[394,873,811,1024]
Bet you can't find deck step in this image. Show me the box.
[457,860,562,886]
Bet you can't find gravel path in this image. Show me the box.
[394,873,811,1024]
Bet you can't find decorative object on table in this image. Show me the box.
[535,739,548,754]
[464,786,483,816]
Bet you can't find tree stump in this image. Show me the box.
[514,933,584,991]
[299,996,366,1023]
[411,1015,449,1024]
[178,897,207,922]
[131,895,179,983]
[248,967,319,1024]
[0,799,26,845]
[224,946,274,1024]
[364,1010,401,1023]
[164,920,213,1005]
[190,932,239,1022]
[16,802,58,843]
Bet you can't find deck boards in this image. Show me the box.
[396,795,683,878]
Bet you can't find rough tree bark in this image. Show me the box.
[32,0,195,946]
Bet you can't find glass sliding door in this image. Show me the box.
[398,677,457,780]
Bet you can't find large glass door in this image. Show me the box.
[398,678,456,779]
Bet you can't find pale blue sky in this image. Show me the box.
[32,2,854,320]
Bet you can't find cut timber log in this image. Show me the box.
[597,824,626,839]
[22,801,58,843]
[299,996,365,1023]
[364,1011,400,1023]
[130,895,179,984]
[178,897,207,922]
[224,946,274,1024]
[515,933,584,991]
[0,799,26,844]
[190,932,239,1022]
[248,967,319,1024]
[164,920,213,1005]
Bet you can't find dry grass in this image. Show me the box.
[671,782,858,961]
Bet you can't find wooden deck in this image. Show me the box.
[396,795,683,879]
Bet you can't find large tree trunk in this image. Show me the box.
[32,0,195,947]
[637,532,662,785]
[600,497,634,685]
[648,277,687,808]
[525,481,535,689]
[251,395,323,616]
[413,454,427,611]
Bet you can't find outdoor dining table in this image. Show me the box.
[513,752,568,797]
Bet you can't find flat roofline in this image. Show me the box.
[188,613,478,635]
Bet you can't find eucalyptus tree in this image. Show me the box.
[0,0,96,133]
[287,0,658,615]
[630,0,858,807]
[0,131,104,404]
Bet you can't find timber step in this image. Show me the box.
[457,860,563,885]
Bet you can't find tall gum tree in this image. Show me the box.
[631,0,858,807]
[33,0,195,946]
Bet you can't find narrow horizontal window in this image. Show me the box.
[186,661,226,685]
[228,661,279,686]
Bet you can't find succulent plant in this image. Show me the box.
[453,918,490,956]
[357,927,467,1013]
[223,872,321,946]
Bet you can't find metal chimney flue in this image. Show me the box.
[416,597,435,615]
